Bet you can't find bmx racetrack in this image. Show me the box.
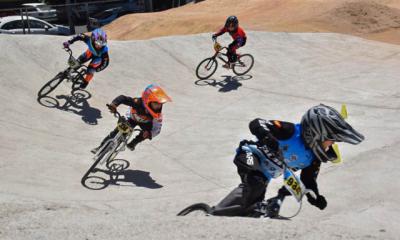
[0,32,399,239]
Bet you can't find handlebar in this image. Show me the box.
[63,47,73,57]
[106,104,122,119]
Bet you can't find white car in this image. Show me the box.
[22,3,57,22]
[0,16,70,35]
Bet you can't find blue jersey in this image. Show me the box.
[278,124,314,171]
[240,124,315,181]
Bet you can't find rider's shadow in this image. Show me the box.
[195,75,252,93]
[83,161,163,190]
[110,169,163,189]
[37,89,102,125]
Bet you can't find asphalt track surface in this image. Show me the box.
[0,32,399,239]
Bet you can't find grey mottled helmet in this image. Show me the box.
[301,104,365,162]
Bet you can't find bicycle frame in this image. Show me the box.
[93,109,141,166]
[96,130,133,166]
[211,45,230,64]
[212,43,245,68]
[62,48,87,82]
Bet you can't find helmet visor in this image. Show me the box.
[151,87,172,104]
[94,39,106,48]
[314,143,338,162]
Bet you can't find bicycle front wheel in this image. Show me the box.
[196,57,218,80]
[233,54,254,76]
[71,69,86,91]
[37,72,65,98]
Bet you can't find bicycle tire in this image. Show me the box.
[81,142,112,185]
[196,57,218,80]
[37,72,65,98]
[177,203,212,216]
[106,137,125,166]
[233,54,254,76]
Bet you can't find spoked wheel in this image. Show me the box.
[233,54,254,76]
[196,57,218,80]
[177,203,212,216]
[37,72,65,98]
[81,142,112,184]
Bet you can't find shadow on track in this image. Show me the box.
[37,89,102,125]
[82,159,163,190]
[195,75,252,93]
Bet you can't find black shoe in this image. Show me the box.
[90,146,100,154]
[79,81,88,89]
[265,197,282,218]
[252,201,268,217]
[126,141,137,151]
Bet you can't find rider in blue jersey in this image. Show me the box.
[63,28,109,89]
[210,104,365,217]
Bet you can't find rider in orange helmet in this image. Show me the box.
[91,84,172,154]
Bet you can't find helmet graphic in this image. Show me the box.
[301,104,365,162]
[91,28,107,48]
[142,84,172,119]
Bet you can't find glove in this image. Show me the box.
[259,136,279,152]
[107,103,117,113]
[63,41,70,49]
[212,34,217,41]
[307,194,327,210]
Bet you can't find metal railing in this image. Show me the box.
[0,0,146,35]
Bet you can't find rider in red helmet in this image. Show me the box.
[91,84,172,154]
[212,16,247,68]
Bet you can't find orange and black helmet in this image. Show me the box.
[142,84,172,119]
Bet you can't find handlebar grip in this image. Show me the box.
[106,104,120,118]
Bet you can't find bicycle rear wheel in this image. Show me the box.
[177,203,212,216]
[233,54,254,76]
[196,57,218,80]
[37,72,65,98]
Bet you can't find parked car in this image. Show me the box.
[87,7,127,30]
[0,16,70,35]
[22,3,58,22]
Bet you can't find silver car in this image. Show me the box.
[22,3,58,22]
[0,16,70,35]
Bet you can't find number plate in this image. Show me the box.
[117,122,131,134]
[283,168,306,202]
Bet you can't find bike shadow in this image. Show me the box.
[37,89,102,125]
[194,75,252,93]
[82,159,163,190]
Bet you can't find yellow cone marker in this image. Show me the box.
[340,104,348,119]
[331,144,342,164]
[332,104,347,164]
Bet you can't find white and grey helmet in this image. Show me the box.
[301,104,365,162]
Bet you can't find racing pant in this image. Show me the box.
[78,49,106,83]
[210,151,268,216]
[227,37,247,63]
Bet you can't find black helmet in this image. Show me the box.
[301,104,365,162]
[225,16,239,30]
